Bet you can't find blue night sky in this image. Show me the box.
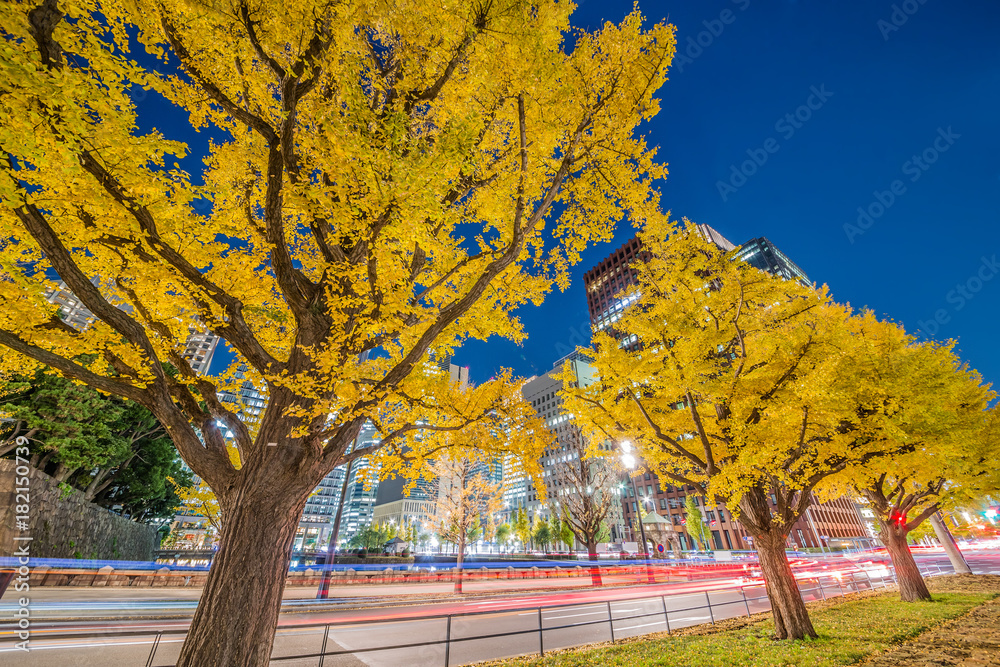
[457,0,1000,388]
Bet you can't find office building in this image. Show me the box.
[44,280,221,377]
[735,237,810,285]
[217,363,267,425]
[511,353,625,542]
[584,224,734,340]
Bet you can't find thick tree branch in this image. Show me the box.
[161,17,279,144]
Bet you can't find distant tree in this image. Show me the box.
[405,522,418,551]
[558,517,576,552]
[684,495,711,552]
[553,455,620,564]
[533,519,552,551]
[495,523,513,553]
[514,508,532,552]
[468,520,483,546]
[547,515,564,550]
[484,514,497,551]
[347,524,388,552]
[828,347,996,601]
[428,451,504,593]
[169,477,223,540]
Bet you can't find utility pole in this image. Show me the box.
[930,511,973,575]
[628,473,655,584]
[805,506,826,554]
[317,458,354,599]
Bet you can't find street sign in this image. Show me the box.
[657,544,664,553]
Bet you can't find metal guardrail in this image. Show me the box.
[96,562,951,666]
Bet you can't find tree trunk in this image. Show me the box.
[83,470,106,500]
[587,541,603,586]
[455,534,465,594]
[36,450,55,471]
[930,513,972,574]
[175,478,311,667]
[755,532,817,640]
[53,462,76,482]
[881,527,931,601]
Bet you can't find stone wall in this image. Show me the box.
[0,459,159,560]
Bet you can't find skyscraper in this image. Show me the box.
[584,224,735,336]
[735,237,810,285]
[44,280,221,377]
[513,354,624,541]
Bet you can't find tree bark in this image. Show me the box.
[755,532,817,640]
[174,475,312,667]
[930,513,972,574]
[36,450,55,471]
[53,462,76,482]
[880,526,930,601]
[586,541,603,586]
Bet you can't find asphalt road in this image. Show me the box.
[4,550,998,666]
[0,585,793,667]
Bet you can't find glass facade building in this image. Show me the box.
[735,237,811,285]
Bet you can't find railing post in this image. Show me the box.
[741,587,751,617]
[835,577,845,596]
[608,600,616,642]
[444,615,452,667]
[817,578,826,600]
[145,631,162,667]
[705,591,715,624]
[318,624,330,667]
[661,595,671,634]
[538,607,545,656]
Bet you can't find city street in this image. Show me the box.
[4,551,998,666]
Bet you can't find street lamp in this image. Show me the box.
[620,440,654,583]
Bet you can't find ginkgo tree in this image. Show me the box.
[0,0,675,663]
[825,350,996,602]
[552,452,620,584]
[560,220,955,641]
[412,397,548,593]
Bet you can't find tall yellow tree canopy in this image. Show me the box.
[0,0,675,496]
[561,220,967,536]
[824,340,996,527]
[560,219,996,639]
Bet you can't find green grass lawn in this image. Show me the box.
[479,590,995,667]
